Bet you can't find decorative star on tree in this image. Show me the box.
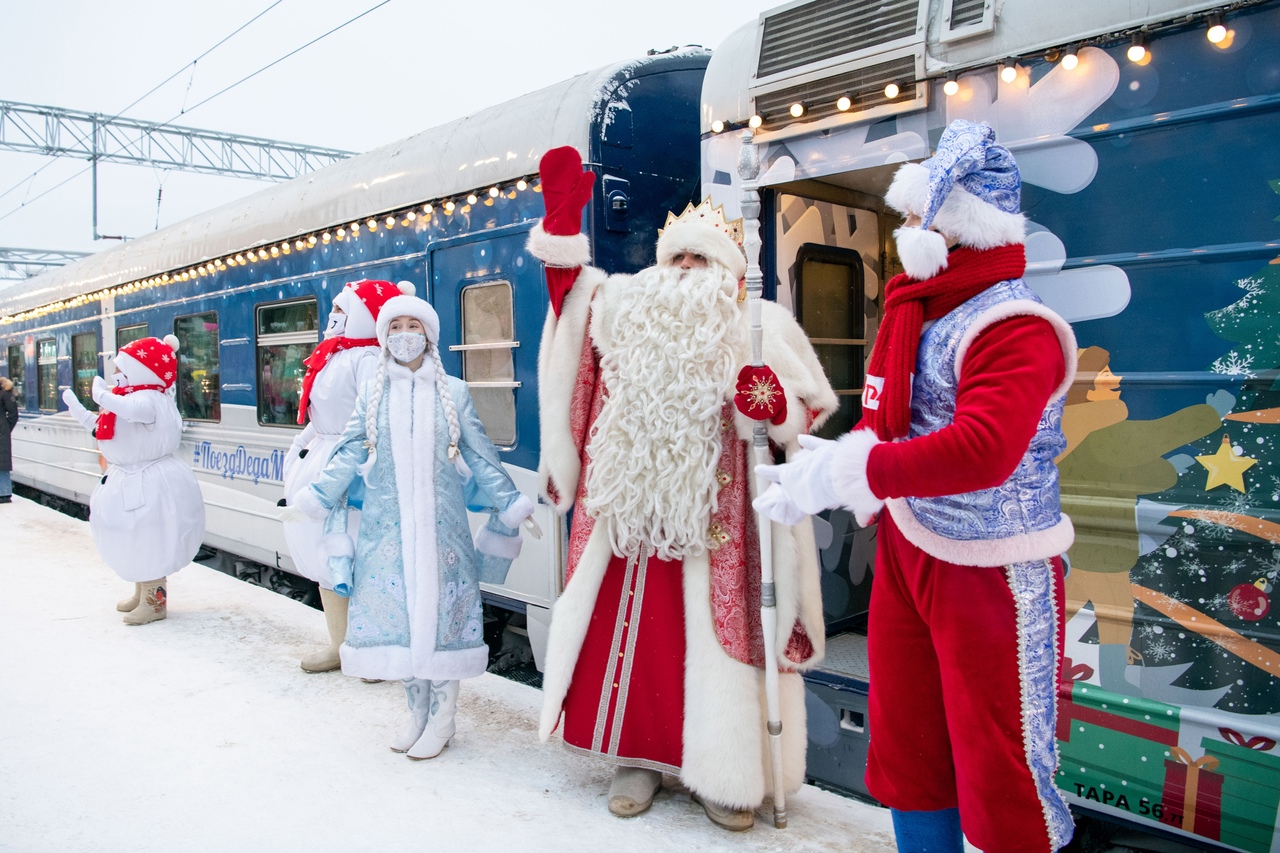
[1196,433,1258,492]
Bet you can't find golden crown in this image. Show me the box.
[659,198,744,248]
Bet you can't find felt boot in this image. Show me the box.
[608,766,662,817]
[691,791,754,832]
[890,807,964,853]
[116,582,141,613]
[407,679,458,760]
[122,578,167,625]
[390,679,433,753]
[300,588,347,673]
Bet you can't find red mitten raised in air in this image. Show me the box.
[734,365,788,426]
[527,147,596,317]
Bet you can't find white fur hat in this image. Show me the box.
[656,220,746,280]
[885,120,1026,280]
[376,295,441,347]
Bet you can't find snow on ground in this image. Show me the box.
[0,496,898,853]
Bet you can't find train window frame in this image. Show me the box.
[71,331,99,410]
[116,323,148,350]
[173,311,221,423]
[36,338,58,411]
[6,343,23,405]
[254,297,319,428]
[450,279,519,448]
[793,243,867,437]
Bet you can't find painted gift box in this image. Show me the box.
[1159,747,1222,841]
[1201,728,1280,852]
[1056,661,1181,814]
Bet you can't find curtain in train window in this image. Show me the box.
[255,299,318,426]
[795,244,866,437]
[116,324,148,349]
[453,281,517,446]
[173,312,220,421]
[7,344,23,404]
[72,332,99,409]
[36,338,57,411]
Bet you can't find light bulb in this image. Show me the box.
[1127,33,1146,62]
[406,211,416,221]
[488,186,500,198]
[789,103,805,118]
[307,236,316,246]
[1061,46,1079,70]
[515,180,527,192]
[270,246,279,256]
[884,83,900,99]
[943,75,959,97]
[467,193,478,204]
[748,114,763,129]
[836,96,852,111]
[337,228,346,237]
[386,216,395,227]
[424,203,434,214]
[1000,61,1018,83]
[444,200,455,213]
[1207,14,1226,44]
[711,120,725,133]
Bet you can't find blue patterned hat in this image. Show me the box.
[885,120,1026,279]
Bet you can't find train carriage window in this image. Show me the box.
[173,312,220,422]
[255,299,318,427]
[36,339,57,411]
[71,332,99,409]
[452,281,517,446]
[6,344,23,403]
[116,324,148,349]
[795,244,866,437]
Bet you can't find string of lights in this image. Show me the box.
[0,176,542,326]
[708,2,1263,134]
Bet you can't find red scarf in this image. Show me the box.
[297,337,379,424]
[96,384,166,440]
[864,244,1026,440]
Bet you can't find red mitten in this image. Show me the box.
[734,365,788,426]
[540,146,596,236]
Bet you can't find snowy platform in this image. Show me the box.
[0,496,897,852]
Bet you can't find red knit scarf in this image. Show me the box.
[96,384,166,440]
[296,337,379,424]
[865,244,1026,440]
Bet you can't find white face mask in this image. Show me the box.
[113,372,129,388]
[387,332,427,364]
[324,311,347,338]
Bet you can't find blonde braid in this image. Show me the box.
[429,344,461,456]
[355,351,389,485]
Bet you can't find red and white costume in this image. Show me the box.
[530,151,837,810]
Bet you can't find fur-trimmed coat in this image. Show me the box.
[536,266,838,808]
[305,359,532,682]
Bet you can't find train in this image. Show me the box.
[3,0,1279,849]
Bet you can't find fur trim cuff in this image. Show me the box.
[887,499,1075,566]
[475,525,523,560]
[291,486,330,520]
[656,221,747,280]
[828,429,886,527]
[527,221,591,268]
[894,226,950,280]
[499,494,535,528]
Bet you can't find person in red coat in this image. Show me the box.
[757,120,1078,852]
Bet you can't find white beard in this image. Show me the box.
[583,264,745,561]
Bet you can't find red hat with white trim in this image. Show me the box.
[333,279,416,339]
[115,335,180,388]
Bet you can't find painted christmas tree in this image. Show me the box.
[1128,182,1280,714]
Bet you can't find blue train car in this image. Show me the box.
[701,0,1280,848]
[0,48,710,667]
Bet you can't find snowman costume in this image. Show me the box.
[63,335,205,625]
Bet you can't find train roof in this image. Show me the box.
[0,48,709,319]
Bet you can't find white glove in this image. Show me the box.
[287,486,330,521]
[282,436,307,480]
[755,434,843,516]
[61,388,82,411]
[752,483,808,526]
[91,375,109,404]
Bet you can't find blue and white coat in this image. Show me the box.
[303,357,533,682]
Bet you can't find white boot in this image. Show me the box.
[407,680,459,760]
[116,582,141,613]
[301,588,348,673]
[390,679,433,753]
[608,766,663,817]
[123,578,167,626]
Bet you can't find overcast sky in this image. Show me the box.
[1,0,778,259]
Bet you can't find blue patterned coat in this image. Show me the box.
[306,359,531,681]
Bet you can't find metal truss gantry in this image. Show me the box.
[0,99,356,181]
[0,247,92,280]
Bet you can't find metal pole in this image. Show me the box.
[738,129,787,829]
